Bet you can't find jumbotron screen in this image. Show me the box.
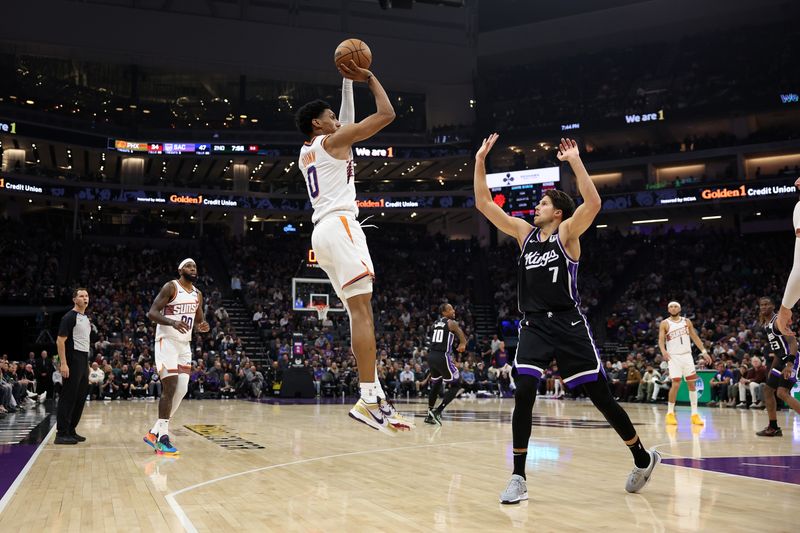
[486,167,560,217]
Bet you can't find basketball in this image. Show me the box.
[334,38,372,70]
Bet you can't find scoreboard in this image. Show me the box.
[486,167,560,217]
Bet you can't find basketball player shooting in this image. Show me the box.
[775,176,800,336]
[474,134,659,504]
[143,259,209,455]
[294,55,413,434]
[658,301,712,426]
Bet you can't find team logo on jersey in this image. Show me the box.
[165,303,198,315]
[523,249,560,269]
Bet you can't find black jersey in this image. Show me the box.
[430,316,454,353]
[764,314,793,362]
[517,228,580,314]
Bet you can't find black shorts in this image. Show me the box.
[428,350,459,382]
[766,354,799,389]
[514,309,604,389]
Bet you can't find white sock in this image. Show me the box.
[360,382,378,404]
[689,391,698,415]
[374,367,386,400]
[667,402,675,415]
[151,418,169,436]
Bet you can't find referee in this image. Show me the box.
[55,288,91,445]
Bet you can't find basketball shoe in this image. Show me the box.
[379,398,415,430]
[424,409,441,426]
[155,435,180,456]
[349,398,397,435]
[690,414,704,426]
[665,412,677,425]
[499,474,528,504]
[143,431,158,450]
[625,449,661,493]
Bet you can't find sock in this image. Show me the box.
[627,437,651,469]
[374,367,386,400]
[512,451,527,479]
[360,382,378,403]
[769,419,779,430]
[688,391,698,415]
[151,418,169,436]
[436,384,461,413]
[667,402,675,414]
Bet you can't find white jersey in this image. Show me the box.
[299,134,357,224]
[155,280,198,343]
[665,317,691,355]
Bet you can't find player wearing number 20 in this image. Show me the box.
[143,259,210,455]
[474,135,658,504]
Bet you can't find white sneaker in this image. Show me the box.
[348,399,397,435]
[379,399,416,430]
[37,391,47,403]
[500,474,528,504]
[625,450,661,493]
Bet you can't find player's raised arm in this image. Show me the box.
[473,133,532,248]
[339,78,355,125]
[557,138,601,244]
[325,61,395,149]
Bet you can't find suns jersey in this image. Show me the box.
[155,280,199,343]
[664,317,691,355]
[299,135,357,224]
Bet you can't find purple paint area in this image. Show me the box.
[0,444,39,500]
[663,455,800,485]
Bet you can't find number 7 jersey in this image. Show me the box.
[155,280,198,343]
[299,135,357,224]
[517,227,580,313]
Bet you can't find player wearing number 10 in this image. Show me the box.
[474,135,659,503]
[143,259,210,455]
[295,60,414,433]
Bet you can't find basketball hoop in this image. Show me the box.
[313,304,329,321]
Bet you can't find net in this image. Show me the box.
[313,304,330,321]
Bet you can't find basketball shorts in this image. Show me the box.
[311,214,375,301]
[766,353,799,389]
[428,350,459,382]
[514,309,604,389]
[667,352,697,380]
[155,336,192,375]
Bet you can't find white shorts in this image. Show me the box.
[311,214,375,301]
[155,336,192,375]
[668,352,697,380]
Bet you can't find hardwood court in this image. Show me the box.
[1,397,798,532]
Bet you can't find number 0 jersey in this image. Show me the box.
[429,316,455,354]
[155,280,199,343]
[299,134,357,224]
[518,228,580,313]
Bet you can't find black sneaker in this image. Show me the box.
[755,426,783,437]
[71,431,87,442]
[54,434,78,445]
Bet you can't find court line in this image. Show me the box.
[165,438,500,533]
[0,422,57,515]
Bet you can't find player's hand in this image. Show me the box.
[171,320,191,334]
[662,352,670,362]
[794,176,800,189]
[338,60,373,82]
[457,343,466,353]
[60,364,69,379]
[196,321,210,333]
[782,365,793,379]
[556,138,580,162]
[776,305,795,336]
[701,351,712,366]
[476,133,499,161]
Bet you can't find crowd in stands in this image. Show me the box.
[2,216,799,410]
